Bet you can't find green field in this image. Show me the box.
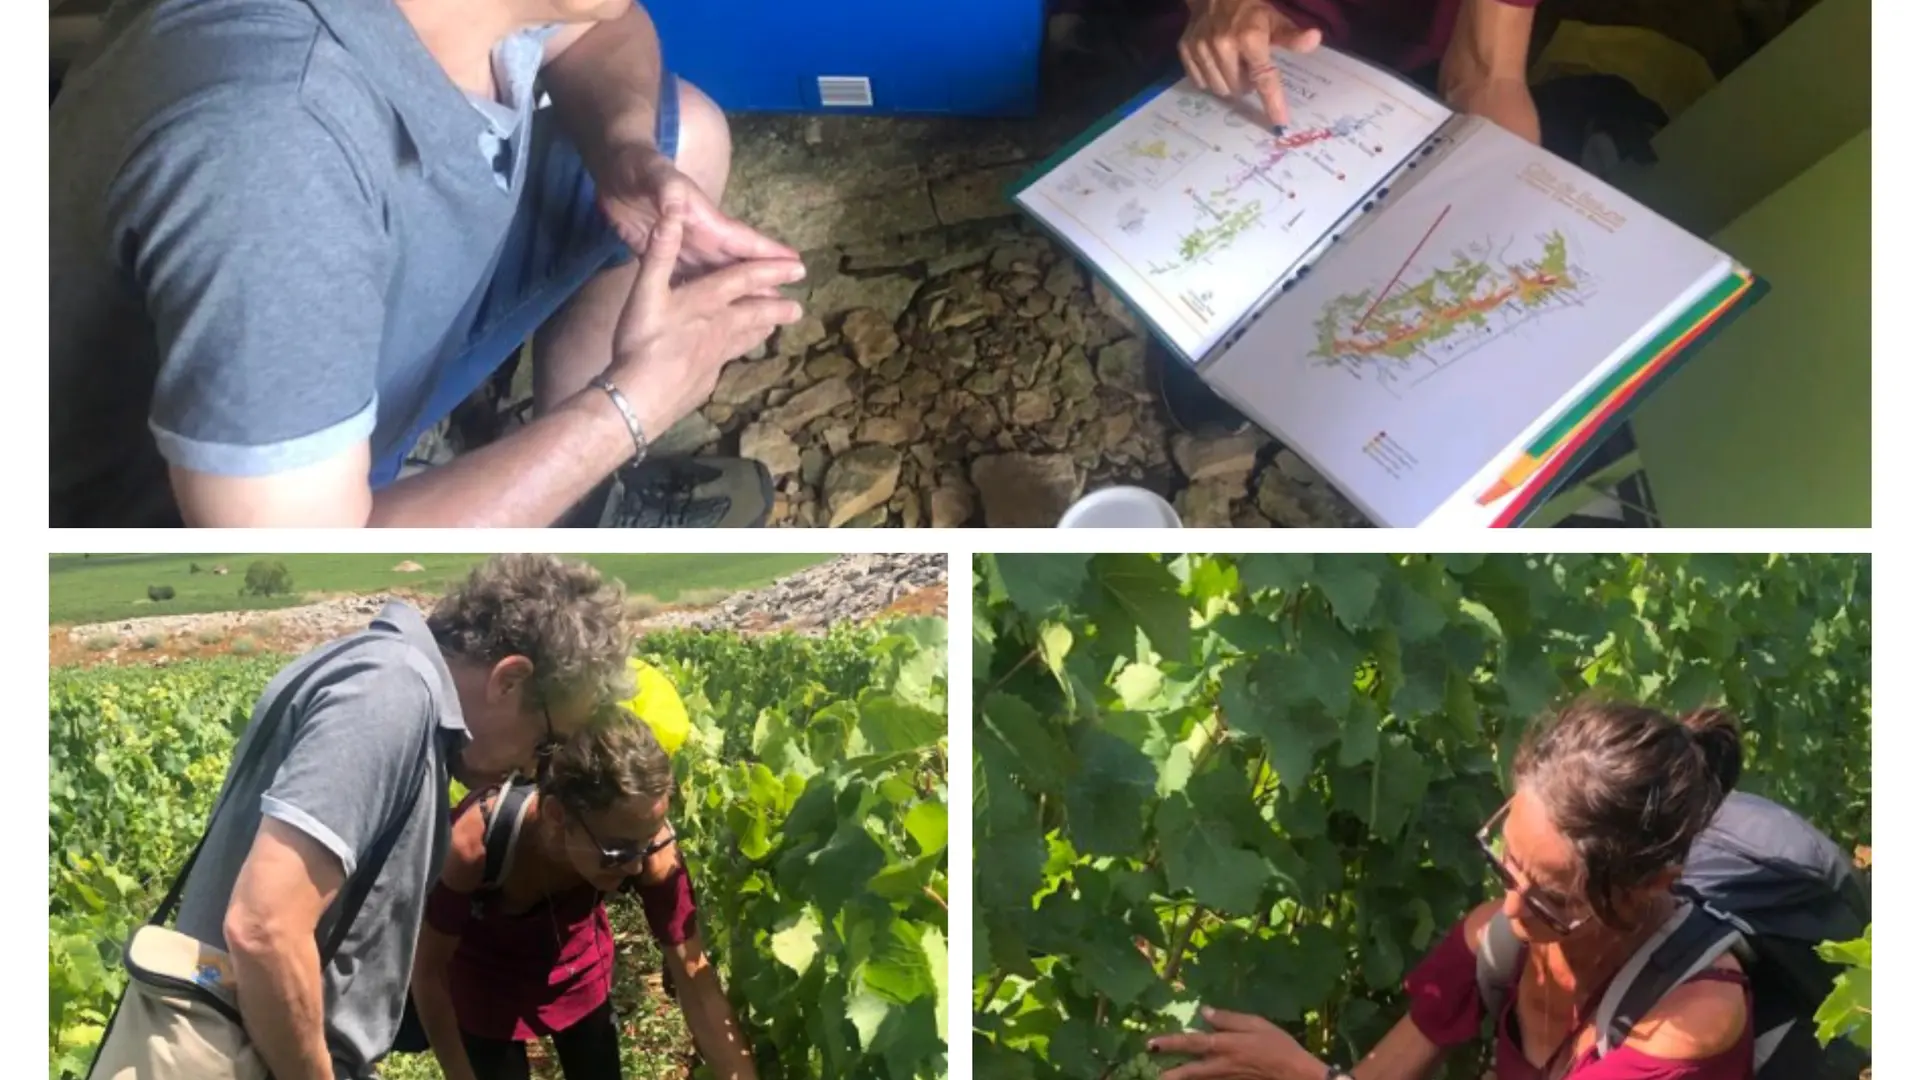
[49,553,832,625]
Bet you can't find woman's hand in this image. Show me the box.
[1180,0,1322,128]
[1150,1006,1326,1080]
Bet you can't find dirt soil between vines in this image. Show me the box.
[51,553,947,669]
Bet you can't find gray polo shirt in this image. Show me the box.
[174,602,467,1079]
[50,0,553,526]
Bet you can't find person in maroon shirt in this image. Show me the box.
[1152,700,1755,1080]
[1177,0,1542,141]
[411,710,755,1080]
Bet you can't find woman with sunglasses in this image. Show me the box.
[1154,699,1753,1080]
[410,706,756,1080]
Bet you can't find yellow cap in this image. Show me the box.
[625,657,690,756]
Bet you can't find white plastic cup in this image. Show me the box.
[1057,486,1183,528]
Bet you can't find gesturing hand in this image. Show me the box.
[1150,1006,1325,1080]
[604,205,805,440]
[597,145,799,276]
[1180,0,1324,128]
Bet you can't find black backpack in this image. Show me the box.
[1476,792,1870,1079]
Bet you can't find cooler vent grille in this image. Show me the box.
[818,76,874,108]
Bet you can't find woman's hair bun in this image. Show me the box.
[1677,705,1744,796]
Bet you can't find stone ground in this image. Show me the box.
[425,0,1798,528]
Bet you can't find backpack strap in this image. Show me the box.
[1475,909,1525,1015]
[1592,902,1746,1057]
[479,781,537,892]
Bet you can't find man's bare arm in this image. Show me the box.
[171,386,637,527]
[541,9,666,174]
[223,818,346,1080]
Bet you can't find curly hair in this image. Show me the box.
[541,704,675,818]
[1513,697,1744,927]
[427,554,632,709]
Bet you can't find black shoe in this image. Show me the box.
[569,457,775,528]
[1147,339,1251,435]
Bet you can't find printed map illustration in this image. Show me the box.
[1309,225,1596,396]
[1019,48,1451,359]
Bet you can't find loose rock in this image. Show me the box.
[824,447,903,527]
[739,423,802,477]
[841,308,901,368]
[765,377,854,430]
[712,356,795,407]
[971,452,1082,527]
[1172,430,1270,484]
[930,479,975,528]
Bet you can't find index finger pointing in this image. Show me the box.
[1147,1033,1213,1058]
[1240,34,1289,128]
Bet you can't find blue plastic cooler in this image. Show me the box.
[646,0,1047,117]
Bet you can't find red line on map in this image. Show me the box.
[1354,203,1452,331]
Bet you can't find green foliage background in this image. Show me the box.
[972,553,1870,1080]
[50,619,949,1080]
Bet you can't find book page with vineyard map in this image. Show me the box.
[1016,47,1450,360]
[1202,119,1731,526]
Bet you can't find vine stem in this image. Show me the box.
[922,886,948,912]
[1163,904,1205,981]
[988,646,1041,693]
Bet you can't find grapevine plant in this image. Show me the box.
[973,554,1870,1080]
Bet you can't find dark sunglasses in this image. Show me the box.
[575,818,677,870]
[1477,800,1591,935]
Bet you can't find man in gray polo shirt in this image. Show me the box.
[50,0,804,527]
[169,555,632,1078]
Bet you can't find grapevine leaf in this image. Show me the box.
[905,801,948,856]
[1239,554,1313,595]
[859,693,947,754]
[1314,555,1386,629]
[1361,921,1404,990]
[1071,922,1159,1010]
[1185,928,1301,1020]
[1089,555,1193,662]
[1337,695,1381,767]
[1156,794,1269,915]
[864,917,938,1005]
[771,911,823,975]
[1369,735,1432,842]
[1065,728,1157,856]
[1114,663,1165,710]
[997,554,1094,620]
[869,850,945,900]
[806,819,888,916]
[974,902,990,980]
[1221,660,1341,793]
[1052,1017,1122,1080]
[847,984,893,1050]
[980,691,1073,796]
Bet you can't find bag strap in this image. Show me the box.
[1475,909,1524,1016]
[479,782,537,892]
[147,636,367,930]
[319,705,435,965]
[148,630,442,965]
[1592,902,1745,1057]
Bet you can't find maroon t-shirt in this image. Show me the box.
[1403,920,1756,1080]
[424,791,701,1041]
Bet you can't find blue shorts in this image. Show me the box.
[369,71,682,488]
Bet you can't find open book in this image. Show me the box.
[1013,46,1763,527]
